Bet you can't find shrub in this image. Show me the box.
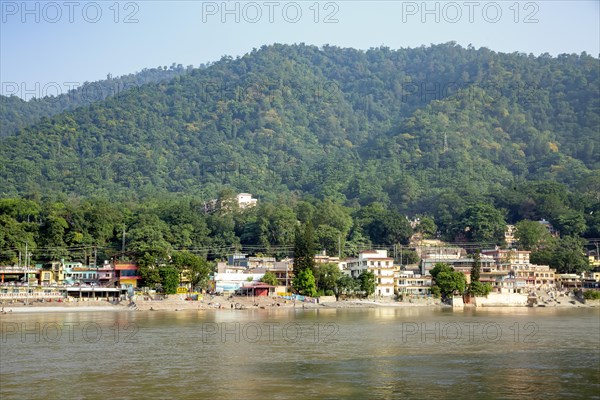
[583,290,600,300]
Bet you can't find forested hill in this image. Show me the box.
[0,64,192,136]
[1,43,598,213]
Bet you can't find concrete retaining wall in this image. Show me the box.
[452,296,464,308]
[319,296,336,303]
[474,293,528,307]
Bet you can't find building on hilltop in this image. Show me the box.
[504,225,516,248]
[236,193,257,209]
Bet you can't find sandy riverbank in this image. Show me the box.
[0,296,442,313]
[0,299,133,314]
[1,295,597,314]
[132,296,445,311]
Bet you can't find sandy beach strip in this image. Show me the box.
[1,296,596,314]
[3,305,132,313]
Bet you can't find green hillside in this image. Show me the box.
[0,43,599,269]
[0,64,191,137]
[1,43,598,219]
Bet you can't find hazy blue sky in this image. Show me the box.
[1,1,599,98]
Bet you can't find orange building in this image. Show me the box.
[113,262,141,288]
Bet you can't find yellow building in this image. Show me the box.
[513,264,556,289]
[39,262,64,285]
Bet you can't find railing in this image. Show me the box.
[0,291,64,299]
[0,267,36,272]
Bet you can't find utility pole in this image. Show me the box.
[400,245,403,270]
[338,235,341,259]
[24,242,28,283]
[24,241,29,305]
[121,226,126,261]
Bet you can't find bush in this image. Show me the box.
[583,290,600,300]
[468,281,492,296]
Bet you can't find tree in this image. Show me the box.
[128,214,173,256]
[399,249,420,265]
[417,216,437,238]
[171,250,212,291]
[429,263,467,300]
[356,204,412,245]
[468,281,492,296]
[553,212,586,237]
[358,270,376,298]
[467,251,492,296]
[260,271,279,286]
[315,263,341,295]
[382,212,413,245]
[40,203,70,260]
[137,252,162,287]
[530,235,590,274]
[292,268,317,297]
[514,220,553,251]
[158,265,180,294]
[335,274,358,299]
[315,224,343,258]
[293,223,316,275]
[429,263,453,280]
[455,203,506,244]
[312,198,353,236]
[344,228,372,257]
[468,250,479,280]
[0,214,37,265]
[552,236,590,274]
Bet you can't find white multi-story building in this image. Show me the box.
[504,225,516,248]
[396,271,432,296]
[346,250,396,297]
[236,193,258,209]
[482,248,530,270]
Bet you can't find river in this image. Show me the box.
[1,307,599,399]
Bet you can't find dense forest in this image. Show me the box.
[0,64,192,136]
[0,191,594,276]
[0,43,598,275]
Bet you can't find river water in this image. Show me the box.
[1,307,599,399]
